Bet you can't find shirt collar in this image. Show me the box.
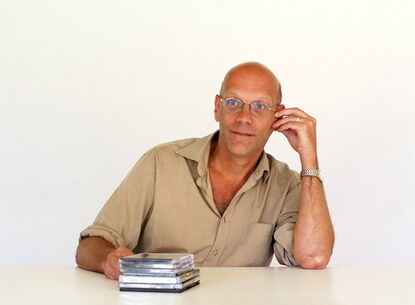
[254,151,271,183]
[176,131,270,183]
[175,131,217,177]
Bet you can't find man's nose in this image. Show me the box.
[236,104,253,124]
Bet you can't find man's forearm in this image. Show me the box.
[272,107,334,268]
[292,175,334,269]
[76,237,116,272]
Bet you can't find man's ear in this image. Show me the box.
[276,104,285,112]
[214,95,220,122]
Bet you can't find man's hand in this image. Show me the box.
[101,247,134,280]
[272,106,318,169]
[76,237,134,280]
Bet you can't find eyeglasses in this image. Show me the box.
[219,95,278,117]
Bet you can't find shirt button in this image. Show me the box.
[222,217,227,223]
[213,250,219,256]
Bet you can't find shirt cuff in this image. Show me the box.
[79,224,126,249]
[273,222,299,267]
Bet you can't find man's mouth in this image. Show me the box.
[231,130,255,137]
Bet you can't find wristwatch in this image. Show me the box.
[300,169,323,182]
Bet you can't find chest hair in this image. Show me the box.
[210,174,247,215]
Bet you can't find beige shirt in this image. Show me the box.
[80,132,301,267]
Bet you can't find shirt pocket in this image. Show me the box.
[230,223,274,266]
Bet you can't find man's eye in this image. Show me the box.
[227,99,240,107]
[253,103,268,110]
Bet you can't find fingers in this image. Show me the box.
[114,247,134,257]
[103,247,134,280]
[272,107,316,130]
[272,116,302,130]
[103,252,121,280]
[274,107,310,120]
[274,121,304,133]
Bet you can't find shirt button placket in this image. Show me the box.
[208,214,231,265]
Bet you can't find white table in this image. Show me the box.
[1,266,414,305]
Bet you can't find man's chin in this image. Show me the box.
[227,143,259,158]
[220,132,263,157]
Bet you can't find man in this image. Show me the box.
[76,62,334,280]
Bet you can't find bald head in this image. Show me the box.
[220,62,282,105]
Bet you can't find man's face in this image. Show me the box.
[214,67,282,158]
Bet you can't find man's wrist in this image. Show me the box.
[300,154,318,169]
[300,169,323,182]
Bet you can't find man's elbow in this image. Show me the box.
[296,255,331,270]
[75,241,87,269]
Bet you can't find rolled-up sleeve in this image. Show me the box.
[80,150,156,250]
[273,173,301,267]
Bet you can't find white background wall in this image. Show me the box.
[1,0,414,267]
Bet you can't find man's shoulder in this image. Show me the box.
[146,136,201,157]
[135,132,214,166]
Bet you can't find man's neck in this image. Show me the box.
[208,138,263,179]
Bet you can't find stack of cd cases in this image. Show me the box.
[119,253,200,293]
